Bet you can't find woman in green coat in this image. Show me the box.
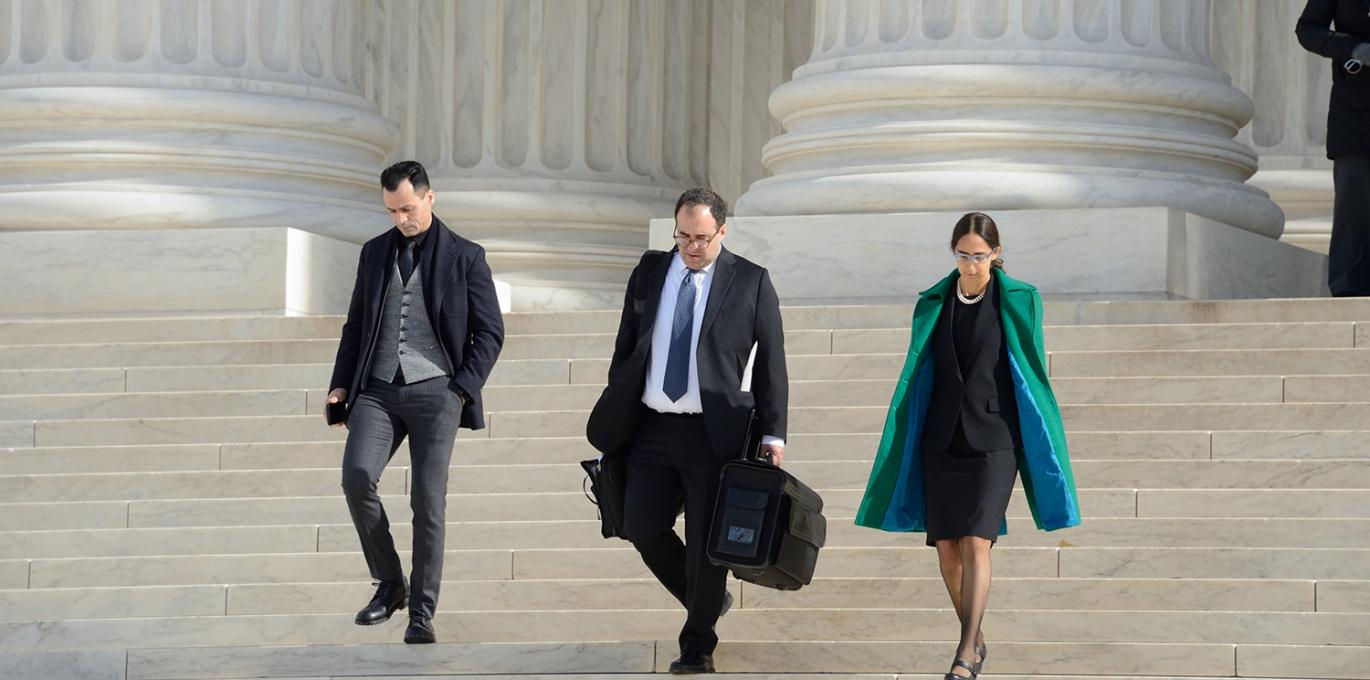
[856,213,1080,679]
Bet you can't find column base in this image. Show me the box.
[0,228,361,318]
[650,207,1329,303]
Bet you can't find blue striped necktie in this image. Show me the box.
[663,269,698,402]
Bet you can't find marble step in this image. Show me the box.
[14,373,1363,425]
[0,488,1141,532]
[5,299,1363,347]
[0,390,310,421]
[839,322,1361,354]
[6,484,1368,534]
[0,316,345,345]
[1050,347,1370,377]
[22,545,1370,590]
[296,517,1370,553]
[25,400,1370,448]
[2,430,1237,476]
[9,375,1355,421]
[6,638,1366,680]
[0,339,342,369]
[1,607,1367,653]
[8,457,1370,505]
[6,515,1370,560]
[23,319,1351,371]
[504,298,1370,334]
[6,349,1368,405]
[0,576,1334,623]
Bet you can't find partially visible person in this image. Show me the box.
[855,213,1080,680]
[1298,0,1370,296]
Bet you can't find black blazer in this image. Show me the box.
[329,215,505,430]
[586,247,788,461]
[920,279,1023,453]
[1297,0,1370,157]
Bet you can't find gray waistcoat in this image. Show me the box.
[370,262,452,384]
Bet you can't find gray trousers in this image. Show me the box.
[340,376,461,619]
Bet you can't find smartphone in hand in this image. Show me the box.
[325,400,349,426]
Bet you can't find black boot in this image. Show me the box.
[354,579,406,626]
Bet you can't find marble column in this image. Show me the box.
[706,0,815,206]
[369,0,721,310]
[1213,0,1333,253]
[0,0,397,242]
[736,0,1285,240]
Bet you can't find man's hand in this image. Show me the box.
[760,443,784,467]
[326,388,348,428]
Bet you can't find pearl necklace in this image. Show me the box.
[956,279,987,305]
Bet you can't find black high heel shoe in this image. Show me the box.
[974,640,987,675]
[944,658,978,680]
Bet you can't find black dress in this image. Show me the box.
[921,279,1021,546]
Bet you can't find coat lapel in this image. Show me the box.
[424,216,458,318]
[699,247,737,339]
[637,248,675,340]
[935,290,961,383]
[368,231,397,321]
[963,277,1000,368]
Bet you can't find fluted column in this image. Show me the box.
[0,0,397,242]
[1213,0,1333,252]
[369,0,715,310]
[736,0,1284,239]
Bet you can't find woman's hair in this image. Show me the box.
[950,212,1005,270]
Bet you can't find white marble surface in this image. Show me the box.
[1213,1,1334,252]
[0,420,33,448]
[0,650,125,680]
[28,550,513,589]
[126,641,656,679]
[738,0,1282,242]
[0,228,360,318]
[652,207,1327,302]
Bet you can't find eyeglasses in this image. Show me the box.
[674,231,720,250]
[954,251,997,265]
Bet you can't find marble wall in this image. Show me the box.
[1212,0,1334,253]
[0,1,1334,313]
[650,207,1328,302]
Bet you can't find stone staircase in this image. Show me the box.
[1,299,1369,680]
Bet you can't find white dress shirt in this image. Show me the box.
[641,252,783,448]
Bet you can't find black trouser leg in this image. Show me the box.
[623,413,727,656]
[340,381,408,584]
[1330,156,1370,296]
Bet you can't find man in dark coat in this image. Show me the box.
[586,188,788,674]
[326,160,504,643]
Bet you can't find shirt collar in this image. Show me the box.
[670,251,715,278]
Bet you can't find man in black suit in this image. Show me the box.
[586,188,788,674]
[326,160,504,644]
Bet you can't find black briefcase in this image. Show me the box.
[705,413,827,590]
[580,452,629,540]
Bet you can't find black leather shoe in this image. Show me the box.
[719,590,733,617]
[669,651,715,674]
[403,614,436,644]
[354,579,406,626]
